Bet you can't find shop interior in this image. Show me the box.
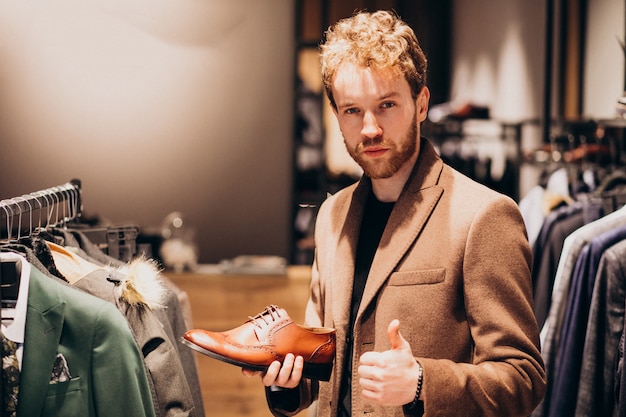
[0,0,625,416]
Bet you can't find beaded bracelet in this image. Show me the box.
[408,361,424,409]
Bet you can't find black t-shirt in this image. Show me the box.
[339,191,394,416]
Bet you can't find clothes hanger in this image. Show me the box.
[10,196,31,242]
[32,191,52,233]
[0,201,21,307]
[0,181,85,287]
[48,190,60,228]
[58,185,73,226]
[30,192,44,237]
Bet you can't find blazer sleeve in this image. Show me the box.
[91,301,157,417]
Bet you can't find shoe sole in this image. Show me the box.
[180,337,332,381]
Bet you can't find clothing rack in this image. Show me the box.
[0,179,82,308]
[423,118,526,201]
[0,179,204,416]
[0,180,80,414]
[0,179,82,242]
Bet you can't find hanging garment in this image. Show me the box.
[533,206,626,417]
[3,252,156,417]
[0,178,204,416]
[59,228,204,416]
[617,303,626,417]
[69,229,195,327]
[2,333,20,416]
[44,240,198,417]
[547,225,626,417]
[532,203,587,328]
[575,239,626,416]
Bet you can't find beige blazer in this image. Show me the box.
[269,138,546,417]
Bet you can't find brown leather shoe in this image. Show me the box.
[181,305,335,381]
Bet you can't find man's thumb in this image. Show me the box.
[388,319,409,350]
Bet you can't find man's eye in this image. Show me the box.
[345,108,359,115]
[381,102,395,109]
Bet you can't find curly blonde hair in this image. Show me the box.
[320,10,427,109]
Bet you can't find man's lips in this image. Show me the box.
[363,147,388,157]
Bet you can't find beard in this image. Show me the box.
[346,118,418,179]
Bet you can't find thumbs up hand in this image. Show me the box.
[357,320,421,406]
[387,318,411,351]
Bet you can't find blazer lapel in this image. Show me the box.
[358,138,444,320]
[17,267,67,417]
[331,181,369,330]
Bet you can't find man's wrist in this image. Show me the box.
[406,360,423,409]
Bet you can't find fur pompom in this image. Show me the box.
[110,256,167,309]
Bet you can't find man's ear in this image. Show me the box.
[416,86,430,122]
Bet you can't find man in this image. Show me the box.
[245,10,546,416]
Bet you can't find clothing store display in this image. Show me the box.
[58,228,205,416]
[531,202,600,328]
[548,225,626,417]
[519,167,572,248]
[576,239,626,416]
[538,207,626,415]
[71,263,197,417]
[520,163,626,417]
[427,119,522,201]
[0,181,204,417]
[182,305,336,381]
[4,252,156,417]
[1,333,19,417]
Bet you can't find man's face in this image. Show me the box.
[331,64,429,179]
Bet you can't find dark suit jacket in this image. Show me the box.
[16,262,155,417]
[578,239,626,416]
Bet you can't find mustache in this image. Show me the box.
[360,136,386,148]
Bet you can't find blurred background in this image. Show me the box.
[0,0,623,266]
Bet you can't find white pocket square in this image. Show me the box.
[50,353,71,383]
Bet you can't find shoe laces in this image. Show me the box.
[249,305,284,328]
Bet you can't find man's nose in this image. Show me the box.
[361,111,382,138]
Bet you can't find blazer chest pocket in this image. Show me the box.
[388,268,445,286]
[44,376,87,415]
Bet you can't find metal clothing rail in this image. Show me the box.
[0,179,82,242]
[0,180,82,413]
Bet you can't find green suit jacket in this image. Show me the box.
[16,263,156,417]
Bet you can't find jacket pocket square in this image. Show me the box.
[50,353,71,384]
